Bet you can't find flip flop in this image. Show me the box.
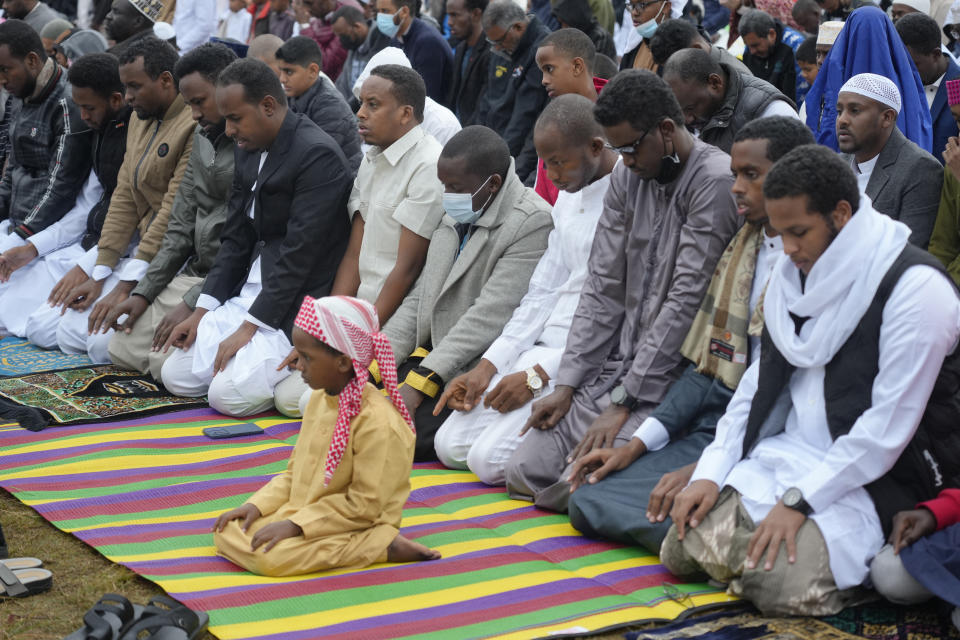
[0,564,52,598]
[64,593,143,640]
[119,596,208,640]
[0,557,43,571]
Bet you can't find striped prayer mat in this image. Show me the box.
[0,409,734,639]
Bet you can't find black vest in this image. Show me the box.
[741,244,960,536]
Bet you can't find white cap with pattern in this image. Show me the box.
[817,20,845,46]
[839,73,902,113]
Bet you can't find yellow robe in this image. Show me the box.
[214,383,415,576]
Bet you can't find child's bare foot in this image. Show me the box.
[387,534,441,562]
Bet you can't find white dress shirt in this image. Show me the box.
[690,265,960,589]
[926,72,945,110]
[348,126,444,304]
[482,168,613,375]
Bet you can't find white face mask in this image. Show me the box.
[635,1,665,38]
[443,175,495,224]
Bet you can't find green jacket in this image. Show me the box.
[929,167,960,287]
[131,123,234,308]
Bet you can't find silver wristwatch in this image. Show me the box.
[525,367,544,397]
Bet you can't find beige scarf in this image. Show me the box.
[679,223,765,390]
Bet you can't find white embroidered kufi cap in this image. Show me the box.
[839,73,902,113]
[817,21,845,45]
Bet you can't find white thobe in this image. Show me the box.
[691,265,960,589]
[433,170,611,483]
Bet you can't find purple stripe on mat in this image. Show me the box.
[407,480,498,501]
[32,475,276,515]
[214,576,630,639]
[1,434,281,466]
[3,448,290,487]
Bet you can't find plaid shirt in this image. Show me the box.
[0,60,92,239]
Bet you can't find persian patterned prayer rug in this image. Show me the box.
[0,336,92,377]
[0,365,205,430]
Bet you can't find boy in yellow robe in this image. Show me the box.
[213,295,441,576]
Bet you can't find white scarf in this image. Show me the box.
[764,197,911,368]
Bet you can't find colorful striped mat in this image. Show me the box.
[0,409,734,639]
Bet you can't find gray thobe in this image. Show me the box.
[504,139,741,511]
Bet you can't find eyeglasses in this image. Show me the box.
[629,0,664,12]
[485,23,519,46]
[604,127,653,155]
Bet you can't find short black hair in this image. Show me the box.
[795,35,817,64]
[539,28,597,75]
[594,69,684,129]
[733,116,816,162]
[440,125,512,181]
[118,36,179,80]
[392,0,418,13]
[67,52,123,98]
[739,9,776,38]
[662,47,722,85]
[0,19,46,61]
[331,4,365,24]
[535,93,604,147]
[275,35,323,69]
[369,64,426,122]
[464,0,489,12]
[649,18,699,66]
[217,57,288,106]
[763,144,860,216]
[896,12,942,55]
[174,42,238,84]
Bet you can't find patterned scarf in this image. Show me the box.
[679,223,764,390]
[294,295,414,484]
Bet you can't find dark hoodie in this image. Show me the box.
[552,0,617,59]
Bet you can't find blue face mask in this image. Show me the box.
[443,176,495,224]
[635,2,665,38]
[376,11,400,38]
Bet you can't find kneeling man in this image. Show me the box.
[663,145,960,615]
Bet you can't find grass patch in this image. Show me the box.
[0,488,214,640]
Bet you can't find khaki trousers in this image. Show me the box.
[108,274,204,380]
[660,487,869,616]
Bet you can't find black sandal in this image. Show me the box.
[65,593,143,640]
[0,563,52,598]
[119,596,209,640]
[0,523,7,559]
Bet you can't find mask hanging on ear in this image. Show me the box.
[635,1,665,38]
[655,135,682,185]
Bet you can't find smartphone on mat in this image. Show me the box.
[203,424,264,439]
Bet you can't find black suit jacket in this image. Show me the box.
[201,110,353,336]
[448,38,490,126]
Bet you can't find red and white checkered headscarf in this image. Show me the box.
[294,295,414,484]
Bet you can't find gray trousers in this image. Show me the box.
[568,427,715,553]
[504,360,653,513]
